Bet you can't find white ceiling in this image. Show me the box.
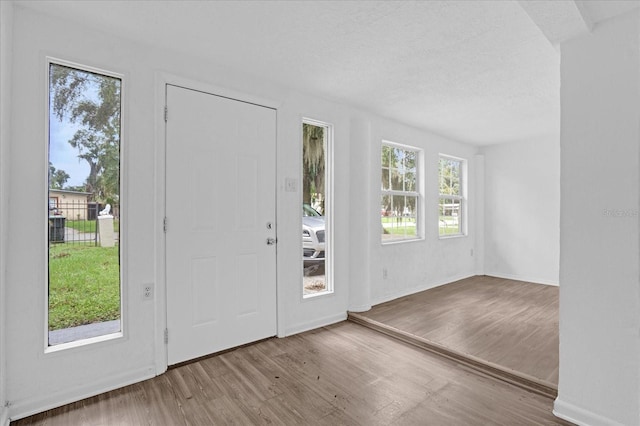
[14,0,640,146]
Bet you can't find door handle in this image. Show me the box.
[266,238,277,245]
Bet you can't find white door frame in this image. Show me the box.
[153,72,282,375]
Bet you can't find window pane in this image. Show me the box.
[439,197,461,236]
[404,150,416,173]
[406,195,416,218]
[381,167,390,190]
[382,143,420,243]
[390,168,403,191]
[381,145,392,168]
[302,121,331,297]
[381,195,417,242]
[393,148,404,168]
[404,170,416,192]
[381,194,391,217]
[439,158,460,196]
[48,63,122,346]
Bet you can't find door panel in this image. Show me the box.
[165,85,277,365]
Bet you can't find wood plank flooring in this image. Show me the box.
[12,321,569,425]
[352,276,559,387]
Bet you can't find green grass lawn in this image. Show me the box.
[385,225,417,235]
[439,216,461,236]
[48,243,120,330]
[381,216,417,237]
[65,219,97,233]
[66,219,120,233]
[381,216,461,237]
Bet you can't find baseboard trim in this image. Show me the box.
[484,272,559,286]
[347,303,372,313]
[348,312,557,400]
[8,366,155,422]
[283,312,347,337]
[553,398,625,426]
[372,273,475,306]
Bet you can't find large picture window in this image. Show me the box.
[47,61,123,347]
[381,142,420,243]
[439,155,466,237]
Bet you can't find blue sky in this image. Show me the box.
[49,115,89,187]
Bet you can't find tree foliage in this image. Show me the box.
[381,146,417,215]
[48,162,70,189]
[50,64,121,202]
[439,158,461,196]
[302,123,325,210]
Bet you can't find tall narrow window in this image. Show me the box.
[439,155,466,237]
[302,120,332,297]
[381,142,420,243]
[47,61,122,347]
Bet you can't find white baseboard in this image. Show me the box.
[484,271,559,286]
[554,398,625,426]
[372,273,475,306]
[347,303,372,313]
[283,312,347,337]
[8,366,155,422]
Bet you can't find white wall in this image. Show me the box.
[276,91,352,336]
[367,118,478,305]
[555,9,640,426]
[481,136,560,285]
[3,4,478,420]
[0,2,13,425]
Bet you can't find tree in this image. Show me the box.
[381,146,417,215]
[439,158,460,196]
[49,162,70,189]
[50,64,121,202]
[302,123,325,211]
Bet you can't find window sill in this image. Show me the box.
[45,331,123,354]
[381,237,424,246]
[438,234,467,240]
[303,290,334,300]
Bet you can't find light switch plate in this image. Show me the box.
[285,177,297,192]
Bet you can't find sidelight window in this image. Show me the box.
[47,60,123,348]
[302,119,333,297]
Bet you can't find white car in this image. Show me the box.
[302,204,325,265]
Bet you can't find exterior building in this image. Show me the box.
[48,189,93,220]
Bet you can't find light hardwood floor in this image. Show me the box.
[352,276,559,387]
[12,321,569,425]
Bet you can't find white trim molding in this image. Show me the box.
[8,366,155,422]
[554,398,626,426]
[283,312,347,337]
[484,271,559,287]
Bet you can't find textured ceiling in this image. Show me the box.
[14,1,639,145]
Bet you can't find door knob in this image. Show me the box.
[266,238,277,245]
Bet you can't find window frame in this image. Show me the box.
[438,154,467,238]
[301,117,334,299]
[381,141,422,244]
[44,57,126,353]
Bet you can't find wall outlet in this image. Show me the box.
[143,283,153,300]
[383,268,388,279]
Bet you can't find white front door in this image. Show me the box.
[165,84,277,365]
